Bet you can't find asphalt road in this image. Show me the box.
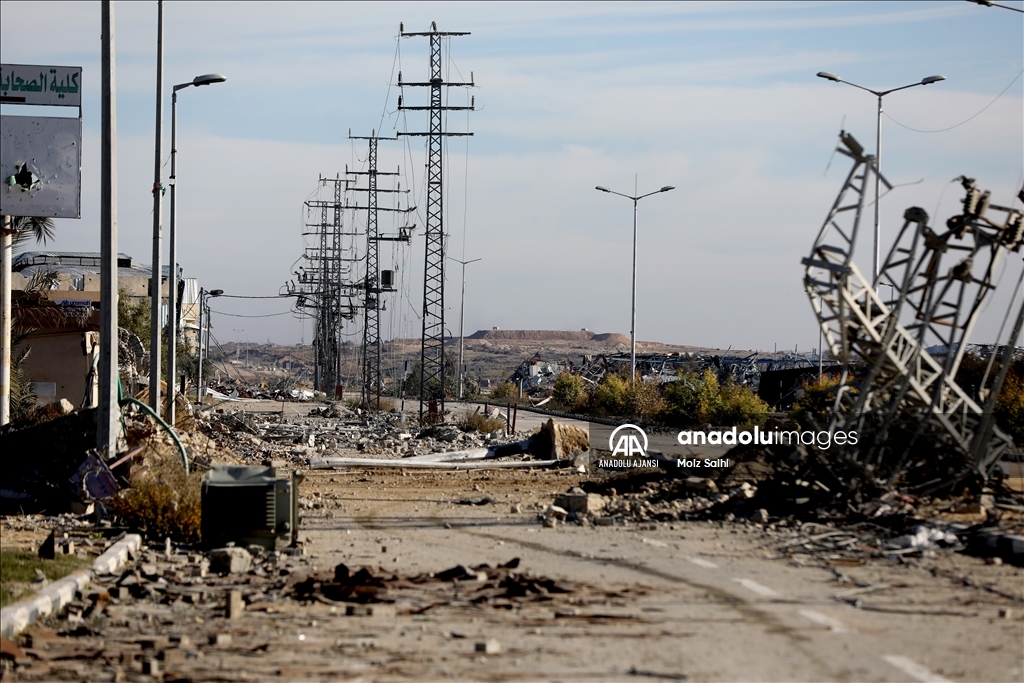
[299,467,1024,682]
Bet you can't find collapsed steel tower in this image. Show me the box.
[804,131,1024,479]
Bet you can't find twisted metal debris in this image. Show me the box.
[803,131,1024,480]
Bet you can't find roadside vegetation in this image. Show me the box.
[457,410,506,434]
[109,454,202,544]
[544,368,769,428]
[1,550,88,607]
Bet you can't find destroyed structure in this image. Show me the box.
[803,131,1024,487]
[507,351,842,411]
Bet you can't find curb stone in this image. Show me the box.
[1,533,141,638]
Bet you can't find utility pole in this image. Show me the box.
[302,177,355,395]
[346,132,412,410]
[148,0,164,416]
[0,215,11,426]
[97,0,120,457]
[449,256,481,400]
[397,21,475,423]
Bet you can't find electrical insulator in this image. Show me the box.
[963,188,981,216]
[977,191,991,218]
[1004,212,1024,251]
[840,131,863,158]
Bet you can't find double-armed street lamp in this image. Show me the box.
[595,182,675,385]
[166,73,226,425]
[816,71,945,284]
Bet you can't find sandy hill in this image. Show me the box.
[467,330,630,346]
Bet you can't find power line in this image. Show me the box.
[210,309,293,318]
[884,69,1022,133]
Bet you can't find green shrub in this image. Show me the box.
[490,381,517,400]
[789,373,844,428]
[661,368,722,425]
[590,372,630,416]
[553,372,586,410]
[716,383,769,428]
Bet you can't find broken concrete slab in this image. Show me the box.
[554,491,606,514]
[209,547,252,575]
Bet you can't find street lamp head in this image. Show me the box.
[193,73,227,87]
[660,185,675,192]
[595,186,611,193]
[817,71,841,82]
[921,75,946,85]
[209,289,224,297]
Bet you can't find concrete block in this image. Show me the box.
[209,547,252,575]
[554,493,606,514]
[227,590,244,619]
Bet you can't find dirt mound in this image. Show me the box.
[591,333,631,346]
[468,330,612,342]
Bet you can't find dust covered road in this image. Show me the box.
[296,467,1023,682]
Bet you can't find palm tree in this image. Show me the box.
[10,215,56,250]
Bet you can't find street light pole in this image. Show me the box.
[167,73,226,426]
[449,256,481,400]
[148,0,164,416]
[196,287,222,402]
[596,181,675,385]
[816,71,945,284]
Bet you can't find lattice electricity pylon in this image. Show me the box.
[804,132,1024,478]
[346,131,414,410]
[281,176,362,395]
[398,21,475,423]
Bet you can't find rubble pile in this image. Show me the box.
[290,556,641,612]
[546,446,1024,565]
[0,543,644,681]
[196,404,532,465]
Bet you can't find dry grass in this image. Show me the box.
[458,410,507,434]
[109,448,202,545]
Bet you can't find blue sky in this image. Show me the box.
[2,1,1022,354]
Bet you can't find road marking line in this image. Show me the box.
[732,578,781,598]
[642,537,668,548]
[882,655,952,683]
[687,557,718,569]
[798,609,848,633]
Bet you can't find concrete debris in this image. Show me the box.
[208,547,252,575]
[884,526,961,552]
[475,638,501,654]
[554,488,606,514]
[308,417,587,471]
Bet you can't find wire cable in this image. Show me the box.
[211,309,293,318]
[884,69,1022,133]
